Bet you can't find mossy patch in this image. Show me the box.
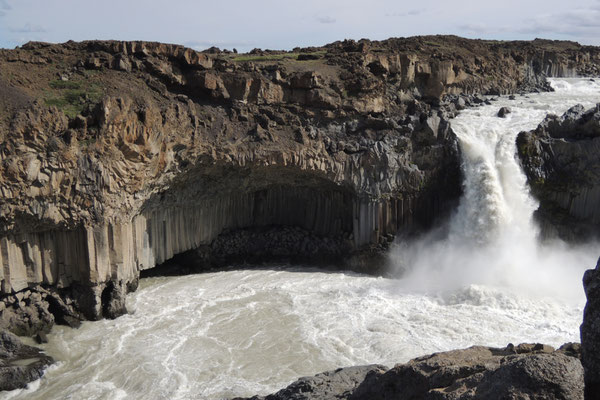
[44,79,103,119]
[231,51,326,62]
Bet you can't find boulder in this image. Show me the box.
[0,330,53,391]
[497,106,511,118]
[233,365,387,400]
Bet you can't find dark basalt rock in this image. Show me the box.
[582,257,600,400]
[235,365,387,400]
[240,344,583,400]
[517,103,600,241]
[0,330,53,391]
[497,106,511,118]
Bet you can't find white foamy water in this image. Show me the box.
[3,78,600,400]
[390,78,600,298]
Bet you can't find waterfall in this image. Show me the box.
[449,115,538,245]
[390,78,600,299]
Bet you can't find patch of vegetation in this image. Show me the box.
[79,137,97,148]
[49,80,81,90]
[231,51,326,62]
[423,41,441,47]
[44,79,103,119]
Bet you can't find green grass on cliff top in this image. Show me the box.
[44,78,103,119]
[231,50,326,62]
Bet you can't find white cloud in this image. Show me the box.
[0,0,10,17]
[517,5,600,39]
[1,0,600,51]
[386,10,422,17]
[316,16,336,24]
[9,23,46,33]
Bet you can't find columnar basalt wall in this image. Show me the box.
[0,36,598,326]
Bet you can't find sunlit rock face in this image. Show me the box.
[0,36,598,320]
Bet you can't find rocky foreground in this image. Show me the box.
[237,343,584,400]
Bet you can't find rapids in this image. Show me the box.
[3,78,600,400]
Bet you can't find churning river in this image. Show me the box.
[4,78,600,400]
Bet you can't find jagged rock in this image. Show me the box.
[0,330,53,391]
[0,289,54,337]
[497,106,511,117]
[0,37,598,326]
[244,344,584,400]
[582,257,600,399]
[34,331,48,344]
[235,365,387,400]
[517,104,600,240]
[101,280,128,319]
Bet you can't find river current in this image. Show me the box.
[4,78,600,400]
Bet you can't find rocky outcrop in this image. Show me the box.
[240,343,584,400]
[517,103,600,240]
[582,258,600,400]
[235,365,388,400]
[0,329,53,391]
[0,36,599,328]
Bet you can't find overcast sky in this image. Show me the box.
[1,0,599,52]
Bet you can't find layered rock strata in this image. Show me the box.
[238,343,584,400]
[0,36,599,328]
[518,103,600,240]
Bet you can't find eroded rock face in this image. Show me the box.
[0,37,599,324]
[582,258,600,399]
[242,343,584,400]
[0,330,53,391]
[517,104,600,240]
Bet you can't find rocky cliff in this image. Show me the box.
[517,103,600,240]
[1,36,599,328]
[582,258,600,400]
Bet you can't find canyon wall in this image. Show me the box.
[518,103,600,241]
[1,36,599,321]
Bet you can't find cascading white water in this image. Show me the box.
[392,78,600,297]
[3,78,599,400]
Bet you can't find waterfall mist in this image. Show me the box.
[388,78,600,304]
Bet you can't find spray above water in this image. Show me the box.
[391,78,600,301]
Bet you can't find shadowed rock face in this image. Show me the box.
[238,343,584,400]
[517,104,600,241]
[582,258,600,400]
[0,330,53,391]
[0,36,599,325]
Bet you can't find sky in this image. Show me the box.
[0,0,599,52]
